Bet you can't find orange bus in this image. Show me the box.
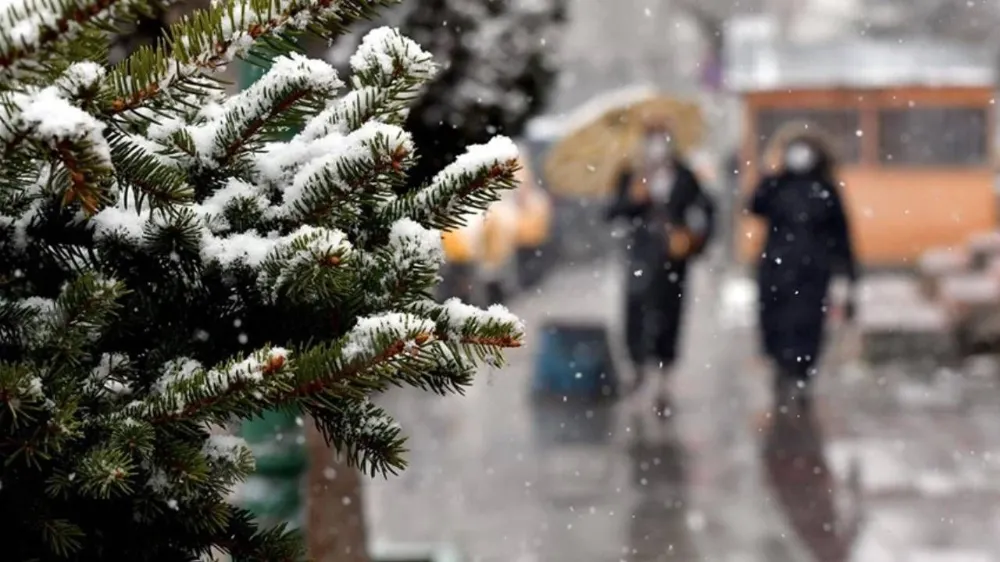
[729,38,997,267]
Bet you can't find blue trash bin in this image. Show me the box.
[532,321,618,401]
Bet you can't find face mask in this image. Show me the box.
[645,136,671,162]
[784,142,816,173]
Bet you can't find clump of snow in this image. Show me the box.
[282,122,409,211]
[361,412,399,438]
[439,298,480,333]
[146,116,186,144]
[21,296,55,315]
[256,52,342,96]
[185,53,342,165]
[353,120,413,154]
[388,218,443,266]
[54,62,106,96]
[16,87,111,165]
[155,358,204,396]
[434,136,518,182]
[223,347,290,384]
[283,143,358,209]
[146,468,170,494]
[417,136,519,210]
[255,134,344,185]
[201,232,278,268]
[297,84,397,140]
[90,206,150,242]
[203,434,251,464]
[0,8,121,78]
[349,26,436,83]
[272,226,354,289]
[196,178,267,233]
[151,349,289,413]
[88,353,132,396]
[342,313,436,362]
[1,15,49,60]
[485,303,524,335]
[23,376,44,399]
[440,298,524,337]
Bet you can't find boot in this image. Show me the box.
[773,370,797,414]
[793,378,813,413]
[626,360,646,396]
[630,363,666,415]
[775,371,813,416]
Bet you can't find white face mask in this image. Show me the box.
[645,136,671,162]
[784,142,816,173]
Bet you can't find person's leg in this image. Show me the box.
[773,359,817,415]
[795,369,815,412]
[788,292,827,412]
[624,290,648,393]
[773,364,796,412]
[647,263,686,418]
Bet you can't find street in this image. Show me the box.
[365,259,1000,562]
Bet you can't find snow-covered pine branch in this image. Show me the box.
[0,0,525,554]
[0,0,188,78]
[183,53,343,170]
[299,26,436,139]
[324,0,564,188]
[380,135,521,231]
[105,0,400,118]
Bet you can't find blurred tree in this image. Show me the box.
[327,0,566,187]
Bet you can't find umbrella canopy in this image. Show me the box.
[542,95,705,198]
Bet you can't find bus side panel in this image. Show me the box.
[737,168,997,267]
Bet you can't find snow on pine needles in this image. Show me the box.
[0,2,525,559]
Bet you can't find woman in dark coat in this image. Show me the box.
[606,122,715,410]
[749,128,858,408]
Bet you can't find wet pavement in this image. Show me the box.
[364,259,1000,562]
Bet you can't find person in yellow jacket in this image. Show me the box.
[479,192,520,303]
[513,156,553,287]
[439,192,519,304]
[440,152,546,303]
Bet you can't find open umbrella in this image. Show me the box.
[542,94,705,198]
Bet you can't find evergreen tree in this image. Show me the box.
[0,0,525,559]
[328,0,566,186]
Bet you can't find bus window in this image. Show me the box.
[878,107,988,166]
[755,108,863,163]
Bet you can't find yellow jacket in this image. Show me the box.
[441,228,476,264]
[515,187,552,247]
[480,198,519,276]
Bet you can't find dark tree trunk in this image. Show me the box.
[306,421,370,562]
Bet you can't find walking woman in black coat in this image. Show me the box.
[606,121,716,412]
[749,127,858,409]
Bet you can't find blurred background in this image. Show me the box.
[120,1,1000,560]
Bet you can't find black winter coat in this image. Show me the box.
[606,161,715,366]
[750,169,857,375]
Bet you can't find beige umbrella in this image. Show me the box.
[542,95,705,198]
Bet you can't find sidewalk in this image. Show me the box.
[364,264,1000,561]
[364,259,815,562]
[725,272,1000,562]
[812,351,1000,560]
